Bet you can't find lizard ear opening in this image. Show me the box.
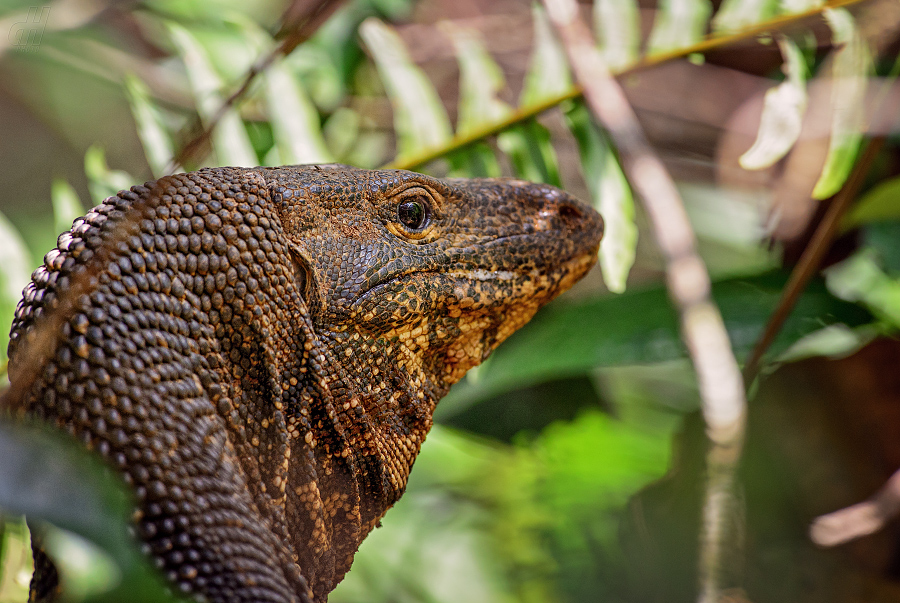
[289,248,319,313]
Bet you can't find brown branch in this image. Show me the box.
[741,137,883,386]
[811,466,900,546]
[386,0,870,172]
[166,0,347,172]
[542,2,747,602]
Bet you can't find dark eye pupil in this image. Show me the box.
[398,199,427,230]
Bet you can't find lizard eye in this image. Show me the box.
[397,197,430,231]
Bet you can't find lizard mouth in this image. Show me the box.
[351,246,597,310]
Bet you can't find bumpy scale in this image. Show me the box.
[5,165,603,602]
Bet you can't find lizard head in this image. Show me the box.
[274,165,604,597]
[271,165,603,393]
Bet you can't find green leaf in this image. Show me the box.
[520,4,571,107]
[441,271,872,410]
[825,249,900,329]
[777,323,874,363]
[843,175,900,230]
[739,36,808,170]
[441,24,511,179]
[263,58,333,165]
[0,518,31,601]
[323,107,361,162]
[564,101,636,293]
[84,146,135,205]
[534,410,672,551]
[0,422,175,603]
[167,22,258,167]
[593,0,641,71]
[0,210,32,365]
[359,18,452,160]
[712,0,777,34]
[647,0,712,54]
[496,121,561,187]
[443,23,512,134]
[779,0,824,13]
[124,75,175,177]
[447,144,503,179]
[331,426,515,603]
[51,179,86,235]
[811,8,871,199]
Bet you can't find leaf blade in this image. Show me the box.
[564,101,636,293]
[167,22,258,168]
[359,18,453,161]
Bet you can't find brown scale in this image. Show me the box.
[5,165,602,602]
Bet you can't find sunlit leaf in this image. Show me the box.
[443,23,508,178]
[51,179,86,235]
[443,23,512,133]
[359,18,452,160]
[647,0,712,54]
[712,0,777,33]
[331,427,516,603]
[811,8,871,199]
[777,323,874,363]
[535,410,672,551]
[84,146,135,205]
[779,0,824,13]
[740,36,808,170]
[323,107,360,162]
[593,0,640,71]
[448,144,503,179]
[843,175,900,230]
[441,271,872,411]
[565,102,636,293]
[497,121,561,187]
[0,210,31,364]
[520,4,571,107]
[825,249,900,329]
[0,518,31,601]
[263,58,333,165]
[124,75,174,177]
[167,22,257,167]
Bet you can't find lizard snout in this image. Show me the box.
[533,189,604,249]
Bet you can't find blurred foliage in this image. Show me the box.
[0,0,898,601]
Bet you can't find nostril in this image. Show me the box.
[556,203,585,230]
[558,203,582,220]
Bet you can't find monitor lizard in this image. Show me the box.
[4,165,603,602]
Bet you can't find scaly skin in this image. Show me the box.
[5,165,603,602]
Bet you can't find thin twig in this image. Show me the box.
[167,0,346,172]
[741,137,883,386]
[542,2,747,602]
[387,0,869,172]
[811,466,900,546]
